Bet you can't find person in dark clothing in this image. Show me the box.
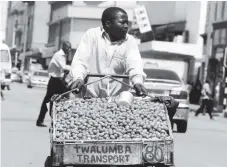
[189,80,202,104]
[195,80,213,119]
[36,41,71,127]
[1,90,4,100]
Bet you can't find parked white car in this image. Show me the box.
[0,42,12,90]
[11,67,21,82]
[27,70,49,88]
[144,68,189,133]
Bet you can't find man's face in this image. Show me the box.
[63,44,71,55]
[108,11,129,40]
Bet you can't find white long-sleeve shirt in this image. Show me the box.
[48,49,71,78]
[202,83,212,100]
[70,27,146,97]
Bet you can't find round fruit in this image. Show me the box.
[54,97,171,140]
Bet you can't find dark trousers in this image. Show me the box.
[1,90,4,99]
[195,99,213,119]
[37,77,68,123]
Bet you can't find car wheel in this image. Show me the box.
[44,156,53,167]
[27,84,32,88]
[177,120,187,133]
[1,85,5,90]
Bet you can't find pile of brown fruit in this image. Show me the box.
[53,97,171,141]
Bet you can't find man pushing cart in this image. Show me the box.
[45,7,178,167]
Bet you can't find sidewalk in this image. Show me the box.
[189,104,227,118]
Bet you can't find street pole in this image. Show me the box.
[114,1,116,7]
[12,26,16,48]
[223,47,227,112]
[21,3,28,72]
[58,20,62,50]
[15,51,18,66]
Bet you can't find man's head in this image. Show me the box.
[101,7,129,41]
[62,41,71,55]
[205,79,210,84]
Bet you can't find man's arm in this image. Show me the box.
[205,83,212,96]
[70,29,94,80]
[125,36,146,86]
[55,53,71,72]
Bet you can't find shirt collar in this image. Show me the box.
[101,27,128,45]
[59,49,66,56]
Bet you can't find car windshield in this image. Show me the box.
[33,71,49,77]
[0,50,10,62]
[144,69,181,82]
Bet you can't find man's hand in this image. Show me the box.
[134,83,147,96]
[158,96,179,109]
[70,79,84,93]
[63,69,70,75]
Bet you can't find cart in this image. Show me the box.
[45,74,175,167]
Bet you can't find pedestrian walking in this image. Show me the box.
[0,69,5,100]
[195,80,213,119]
[36,41,72,127]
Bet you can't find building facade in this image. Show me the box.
[136,1,207,46]
[45,1,138,67]
[5,1,26,67]
[5,1,50,71]
[0,1,8,42]
[20,1,50,71]
[203,1,227,112]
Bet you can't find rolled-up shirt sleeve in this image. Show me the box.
[55,54,71,71]
[125,37,146,86]
[70,29,94,80]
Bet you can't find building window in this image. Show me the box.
[213,29,220,45]
[220,28,226,44]
[214,2,218,21]
[50,1,72,22]
[61,19,71,39]
[221,1,226,19]
[219,28,223,44]
[48,23,58,44]
[226,28,227,43]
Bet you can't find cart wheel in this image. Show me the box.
[45,156,53,167]
[154,164,167,167]
[154,164,175,167]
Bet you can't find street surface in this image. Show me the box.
[1,83,227,167]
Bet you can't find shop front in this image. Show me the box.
[207,21,227,112]
[20,46,57,72]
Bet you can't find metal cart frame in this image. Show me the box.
[45,74,175,167]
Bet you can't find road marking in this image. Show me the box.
[203,162,222,167]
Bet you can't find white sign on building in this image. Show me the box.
[133,6,152,33]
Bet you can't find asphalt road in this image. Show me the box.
[1,83,227,167]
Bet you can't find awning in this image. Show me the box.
[141,50,194,61]
[10,47,22,53]
[19,46,57,60]
[139,41,202,60]
[20,48,41,60]
[154,21,186,33]
[41,46,57,58]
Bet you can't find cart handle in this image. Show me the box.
[86,73,129,79]
[52,74,132,102]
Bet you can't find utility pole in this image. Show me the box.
[58,20,63,50]
[114,1,116,7]
[21,2,28,72]
[223,47,227,115]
